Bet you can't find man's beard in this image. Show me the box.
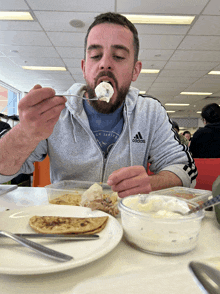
[86,85,129,114]
[85,71,130,114]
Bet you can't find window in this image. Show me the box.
[0,81,22,116]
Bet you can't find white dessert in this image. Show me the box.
[95,81,114,103]
[126,196,190,218]
[119,195,204,255]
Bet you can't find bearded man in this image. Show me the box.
[0,13,197,197]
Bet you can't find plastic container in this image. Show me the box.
[149,187,212,205]
[45,180,112,205]
[118,194,204,255]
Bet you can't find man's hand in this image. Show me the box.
[18,84,67,142]
[107,166,152,198]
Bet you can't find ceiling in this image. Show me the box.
[1,0,220,118]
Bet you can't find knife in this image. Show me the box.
[0,230,73,262]
[0,185,18,196]
[0,233,99,240]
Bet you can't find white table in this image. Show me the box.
[0,187,219,294]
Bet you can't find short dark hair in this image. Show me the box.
[84,12,139,63]
[183,131,191,136]
[172,121,179,132]
[201,103,220,123]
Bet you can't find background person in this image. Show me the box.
[171,121,189,147]
[190,103,220,158]
[0,13,197,197]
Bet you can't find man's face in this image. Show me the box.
[184,133,191,140]
[81,23,142,113]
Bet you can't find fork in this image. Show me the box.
[0,230,73,262]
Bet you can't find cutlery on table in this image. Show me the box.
[0,233,99,240]
[0,230,73,262]
[0,185,18,196]
[189,261,220,294]
[55,94,99,100]
[175,194,220,216]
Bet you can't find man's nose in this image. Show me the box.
[99,54,112,70]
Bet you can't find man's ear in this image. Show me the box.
[132,61,142,82]
[81,59,86,78]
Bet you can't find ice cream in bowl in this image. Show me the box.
[118,194,204,255]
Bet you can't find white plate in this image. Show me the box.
[0,205,123,275]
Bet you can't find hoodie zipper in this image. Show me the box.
[101,105,130,182]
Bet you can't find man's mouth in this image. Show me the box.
[97,79,114,89]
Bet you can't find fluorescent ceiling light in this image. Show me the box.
[139,91,146,95]
[141,69,160,74]
[165,103,189,106]
[197,111,202,113]
[123,14,195,25]
[0,11,33,20]
[208,71,220,75]
[166,110,176,113]
[180,92,212,95]
[22,66,66,71]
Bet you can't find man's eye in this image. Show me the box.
[91,55,101,59]
[114,55,125,60]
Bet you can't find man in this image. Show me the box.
[0,13,197,197]
[171,121,189,147]
[190,103,220,158]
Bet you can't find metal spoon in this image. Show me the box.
[189,261,220,294]
[175,194,220,216]
[0,230,73,262]
[55,94,99,100]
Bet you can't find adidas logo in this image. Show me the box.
[132,132,145,143]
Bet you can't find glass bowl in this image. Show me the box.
[118,194,205,255]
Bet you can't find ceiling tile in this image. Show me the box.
[178,36,220,50]
[202,0,220,15]
[159,69,208,78]
[136,24,189,35]
[164,61,218,71]
[116,0,209,14]
[47,32,85,47]
[0,45,60,58]
[139,49,174,61]
[9,56,66,67]
[0,20,42,31]
[154,76,198,84]
[140,60,167,69]
[34,12,98,33]
[139,35,184,50]
[68,68,84,76]
[189,16,220,35]
[0,31,51,46]
[56,47,84,59]
[27,0,115,12]
[170,50,220,62]
[0,0,29,10]
[63,59,82,68]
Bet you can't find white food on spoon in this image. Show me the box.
[95,81,114,103]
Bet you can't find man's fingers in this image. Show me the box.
[22,86,56,107]
[107,166,145,186]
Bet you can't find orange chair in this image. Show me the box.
[194,158,220,191]
[32,155,51,187]
[147,159,219,191]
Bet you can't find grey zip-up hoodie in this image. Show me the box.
[0,84,197,187]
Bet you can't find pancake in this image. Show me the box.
[29,215,108,234]
[49,193,81,206]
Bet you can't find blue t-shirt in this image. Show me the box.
[83,101,124,158]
